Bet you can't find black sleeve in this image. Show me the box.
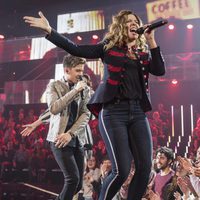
[149,46,166,76]
[46,29,104,59]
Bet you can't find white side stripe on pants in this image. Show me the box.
[100,109,119,200]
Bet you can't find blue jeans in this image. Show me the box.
[50,142,84,200]
[98,100,152,200]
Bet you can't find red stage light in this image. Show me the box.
[168,24,174,30]
[92,35,99,40]
[77,36,82,41]
[171,79,178,85]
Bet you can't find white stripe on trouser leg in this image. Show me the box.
[100,109,119,200]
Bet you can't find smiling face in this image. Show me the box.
[156,152,172,170]
[87,156,97,169]
[126,14,140,42]
[64,64,84,84]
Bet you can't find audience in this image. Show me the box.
[0,105,200,200]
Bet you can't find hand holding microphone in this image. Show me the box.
[134,19,168,34]
[75,80,87,92]
[75,76,87,100]
[133,19,168,48]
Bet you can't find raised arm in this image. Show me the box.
[24,11,104,59]
[24,11,52,34]
[143,26,165,76]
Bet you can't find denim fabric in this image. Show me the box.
[50,142,84,200]
[98,100,152,200]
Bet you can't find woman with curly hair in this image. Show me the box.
[24,10,165,200]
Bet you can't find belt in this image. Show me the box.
[108,98,140,105]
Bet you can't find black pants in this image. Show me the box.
[50,142,84,200]
[98,100,152,200]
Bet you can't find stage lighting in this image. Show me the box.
[77,36,82,41]
[92,34,99,40]
[187,24,193,29]
[0,35,5,39]
[171,79,178,85]
[168,24,174,30]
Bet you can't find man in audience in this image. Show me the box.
[152,147,175,199]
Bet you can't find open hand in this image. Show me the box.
[148,190,160,200]
[24,11,52,34]
[20,124,36,137]
[177,176,190,195]
[177,156,193,173]
[55,132,72,148]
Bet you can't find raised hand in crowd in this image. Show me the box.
[177,176,190,199]
[173,191,182,200]
[182,176,199,198]
[148,190,160,200]
[100,160,111,179]
[177,156,193,174]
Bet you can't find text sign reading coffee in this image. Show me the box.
[146,0,200,22]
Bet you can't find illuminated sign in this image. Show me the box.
[146,0,200,22]
[57,10,105,34]
[30,37,55,60]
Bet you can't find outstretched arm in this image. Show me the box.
[20,118,43,137]
[21,108,51,137]
[24,11,52,34]
[24,12,104,59]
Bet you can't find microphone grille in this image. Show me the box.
[135,27,145,34]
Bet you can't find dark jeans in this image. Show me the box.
[50,142,84,200]
[98,100,152,200]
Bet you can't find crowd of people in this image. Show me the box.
[1,105,200,199]
[0,7,199,200]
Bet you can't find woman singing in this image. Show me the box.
[24,10,165,200]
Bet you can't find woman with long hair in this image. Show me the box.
[24,10,165,200]
[83,155,101,200]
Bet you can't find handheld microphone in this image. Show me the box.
[135,19,168,35]
[78,75,84,100]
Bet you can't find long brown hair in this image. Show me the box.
[104,10,147,51]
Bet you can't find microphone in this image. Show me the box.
[135,19,168,34]
[78,75,84,100]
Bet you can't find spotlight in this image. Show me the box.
[171,79,178,85]
[77,36,82,41]
[187,24,193,29]
[92,35,99,40]
[0,35,5,39]
[168,24,174,30]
